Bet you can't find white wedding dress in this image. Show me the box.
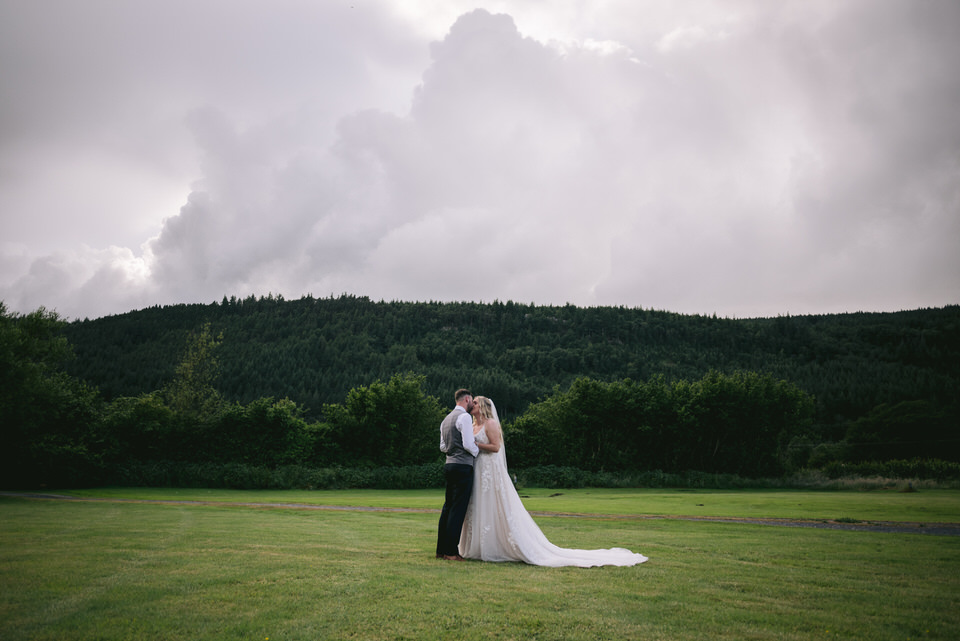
[459,424,648,567]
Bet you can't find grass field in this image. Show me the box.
[2,488,959,640]
[57,486,960,523]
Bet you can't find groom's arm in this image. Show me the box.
[457,413,480,456]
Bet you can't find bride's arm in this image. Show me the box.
[477,421,502,453]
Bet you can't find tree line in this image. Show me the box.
[2,297,958,488]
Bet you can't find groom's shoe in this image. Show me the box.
[442,554,466,561]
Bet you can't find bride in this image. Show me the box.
[459,396,648,567]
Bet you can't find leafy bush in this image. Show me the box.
[113,461,446,490]
[510,372,813,477]
[820,458,960,481]
[320,373,446,467]
[0,304,104,488]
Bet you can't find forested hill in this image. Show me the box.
[63,296,960,436]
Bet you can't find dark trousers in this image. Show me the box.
[436,463,474,557]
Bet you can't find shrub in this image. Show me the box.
[112,461,446,490]
[820,458,960,481]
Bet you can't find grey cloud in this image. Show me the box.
[1,2,957,319]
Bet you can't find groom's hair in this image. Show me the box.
[454,388,472,403]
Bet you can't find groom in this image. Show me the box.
[436,388,479,561]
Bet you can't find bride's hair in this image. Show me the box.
[473,396,496,422]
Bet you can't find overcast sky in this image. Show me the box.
[2,0,958,320]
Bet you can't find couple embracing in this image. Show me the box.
[436,389,648,567]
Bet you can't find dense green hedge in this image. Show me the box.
[820,458,960,482]
[114,461,447,490]
[105,459,960,491]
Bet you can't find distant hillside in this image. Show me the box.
[63,296,960,438]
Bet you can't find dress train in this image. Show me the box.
[459,426,648,567]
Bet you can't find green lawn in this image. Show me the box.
[61,485,960,523]
[1,489,959,640]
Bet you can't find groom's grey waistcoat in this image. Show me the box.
[441,408,475,466]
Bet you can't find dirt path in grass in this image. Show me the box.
[4,492,960,536]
